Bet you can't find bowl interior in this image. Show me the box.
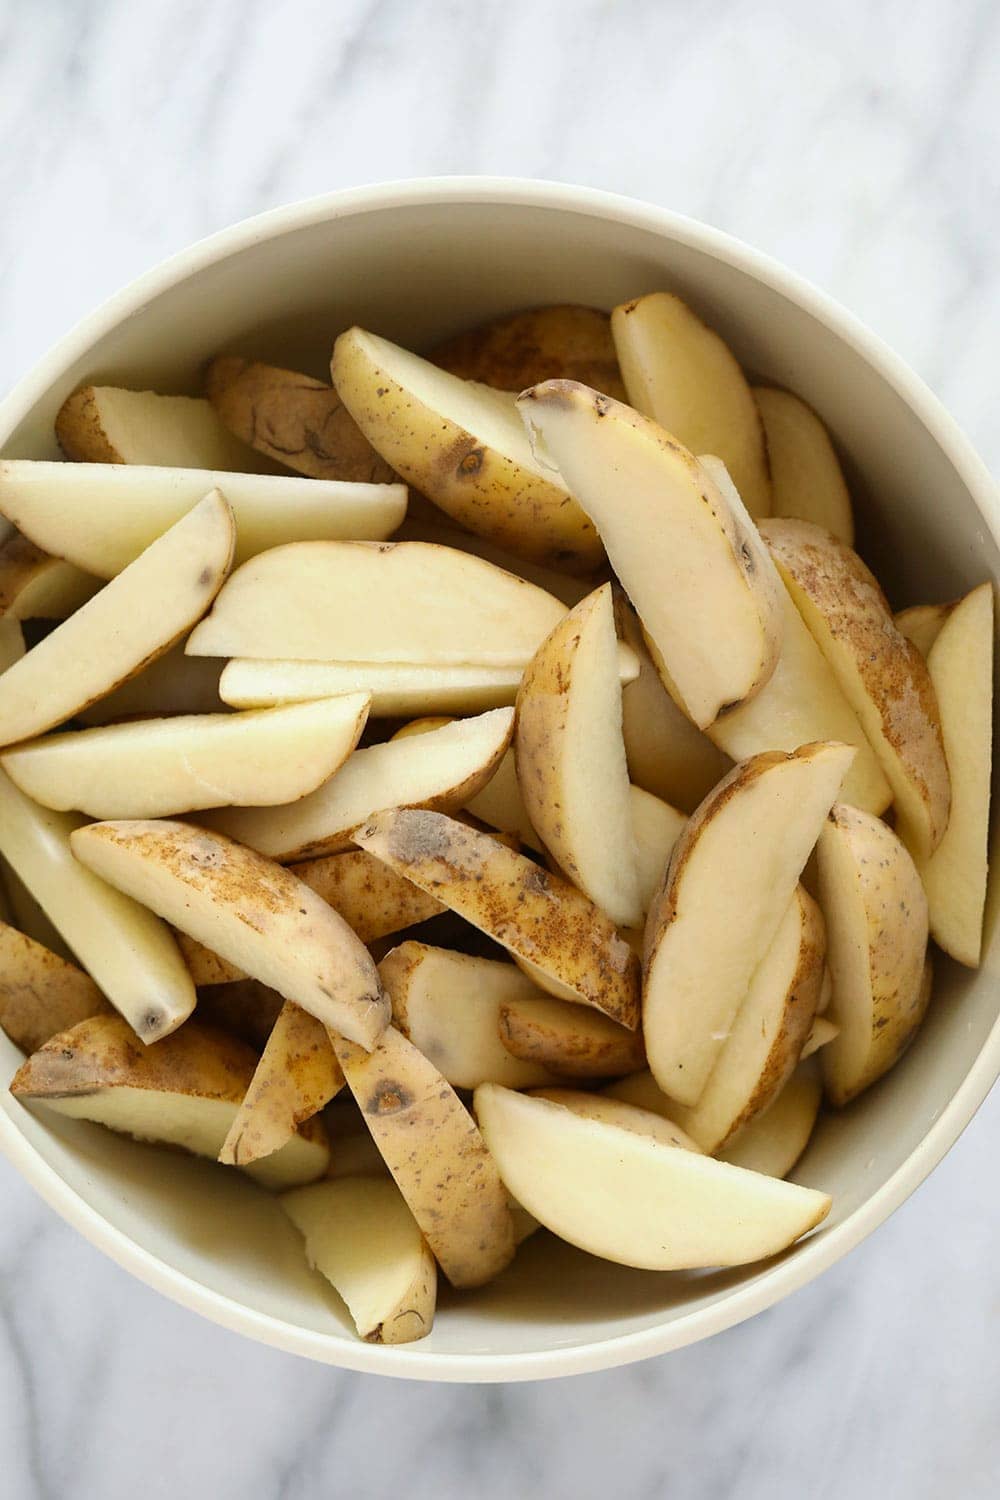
[1,187,998,1376]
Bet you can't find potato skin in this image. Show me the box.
[430,305,627,401]
[55,388,122,463]
[205,356,395,483]
[220,1001,343,1167]
[498,995,646,1079]
[0,923,112,1054]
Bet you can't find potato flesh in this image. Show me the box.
[753,387,853,544]
[0,537,101,619]
[718,1060,823,1178]
[531,1088,701,1151]
[77,645,223,725]
[499,994,646,1079]
[221,659,526,715]
[56,387,259,470]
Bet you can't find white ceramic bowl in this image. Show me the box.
[0,178,997,1382]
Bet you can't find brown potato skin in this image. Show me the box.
[498,995,646,1079]
[175,932,246,986]
[220,1001,343,1166]
[0,923,112,1054]
[204,356,396,483]
[289,849,444,939]
[55,388,121,462]
[430,305,627,401]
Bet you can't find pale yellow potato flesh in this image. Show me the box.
[517,383,783,729]
[894,602,953,657]
[643,743,854,1106]
[718,1059,823,1178]
[753,387,853,544]
[801,1015,839,1059]
[0,536,101,620]
[70,820,389,1050]
[0,491,235,747]
[629,785,688,914]
[0,772,194,1041]
[516,584,641,927]
[498,993,646,1079]
[331,327,602,572]
[391,513,597,608]
[330,1025,516,1289]
[611,292,771,518]
[379,942,554,1090]
[430,304,627,400]
[207,708,515,862]
[530,1088,701,1151]
[290,849,443,944]
[77,645,224,726]
[915,584,993,966]
[187,539,567,667]
[0,921,112,1053]
[354,808,640,1030]
[1,694,370,819]
[474,1085,830,1269]
[0,460,407,577]
[762,518,950,859]
[282,1177,436,1344]
[667,887,825,1151]
[175,932,246,986]
[11,1014,327,1188]
[56,386,261,470]
[817,804,930,1106]
[220,1001,344,1167]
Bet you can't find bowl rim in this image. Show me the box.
[0,174,997,1382]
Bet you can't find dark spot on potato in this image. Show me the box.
[366,1081,413,1116]
[593,393,611,416]
[457,447,484,476]
[197,566,213,587]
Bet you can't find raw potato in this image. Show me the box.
[530,1088,701,1151]
[611,292,771,518]
[915,584,993,966]
[762,518,950,859]
[516,583,642,926]
[10,1014,328,1189]
[0,536,101,619]
[430,304,627,399]
[753,387,853,544]
[220,1001,344,1167]
[222,659,527,716]
[379,943,555,1090]
[616,597,731,812]
[0,923,112,1053]
[0,619,25,673]
[330,1025,516,1288]
[204,356,396,483]
[667,887,825,1152]
[630,786,688,913]
[391,513,596,608]
[801,1015,839,1060]
[70,820,389,1050]
[208,708,515,861]
[391,718,545,852]
[0,491,235,747]
[186,540,568,666]
[643,743,854,1106]
[354,809,640,1029]
[282,1177,436,1344]
[706,587,891,815]
[331,327,603,572]
[56,386,261,470]
[77,645,223,725]
[0,460,407,576]
[0,771,195,1041]
[291,849,444,943]
[498,993,646,1079]
[176,932,245,986]
[718,1060,823,1178]
[517,383,783,729]
[894,602,953,657]
[474,1085,830,1269]
[817,804,930,1106]
[1,694,371,819]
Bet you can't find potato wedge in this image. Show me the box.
[208,708,514,861]
[0,460,407,577]
[0,773,194,1041]
[220,1001,344,1167]
[430,304,626,399]
[0,923,112,1053]
[220,659,520,715]
[0,536,101,620]
[330,1025,516,1287]
[666,887,825,1151]
[390,718,545,851]
[379,943,554,1090]
[718,1059,823,1178]
[801,1015,839,1060]
[70,821,388,1050]
[763,518,950,858]
[498,993,645,1079]
[518,384,783,728]
[516,583,641,926]
[818,805,930,1105]
[643,743,854,1106]
[204,356,396,482]
[11,1014,327,1188]
[475,1085,830,1268]
[611,292,771,518]
[0,491,234,747]
[753,387,853,544]
[282,1177,436,1344]
[894,602,953,657]
[630,787,687,914]
[355,809,640,1029]
[56,386,260,470]
[176,933,246,986]
[530,1087,700,1150]
[390,513,597,609]
[331,327,602,572]
[291,849,443,944]
[1,694,370,819]
[187,539,567,668]
[77,645,224,726]
[915,584,993,965]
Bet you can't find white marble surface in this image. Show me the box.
[0,0,998,1494]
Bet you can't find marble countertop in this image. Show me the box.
[0,1,998,1495]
